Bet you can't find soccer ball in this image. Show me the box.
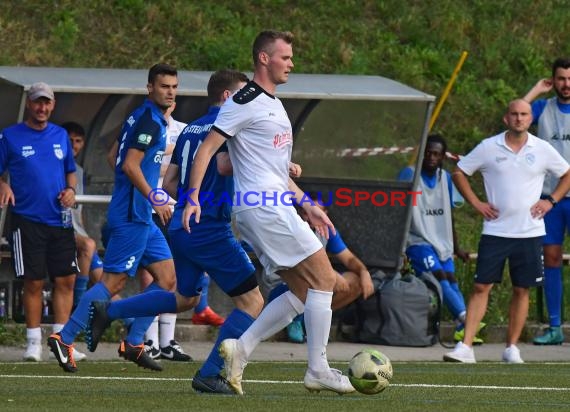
[348,349,393,394]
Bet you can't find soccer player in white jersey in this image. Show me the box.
[444,99,570,364]
[183,30,367,395]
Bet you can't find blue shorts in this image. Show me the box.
[543,197,570,245]
[90,251,103,271]
[168,224,255,298]
[103,221,172,276]
[406,244,455,275]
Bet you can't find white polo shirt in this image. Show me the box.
[457,132,569,238]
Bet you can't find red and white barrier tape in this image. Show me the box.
[333,146,463,161]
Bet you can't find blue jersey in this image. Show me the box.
[531,99,570,125]
[0,122,76,226]
[107,99,167,225]
[169,106,233,231]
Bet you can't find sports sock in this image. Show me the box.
[27,327,41,345]
[194,275,210,313]
[144,316,159,346]
[159,313,177,347]
[60,282,111,345]
[544,267,562,327]
[450,282,466,308]
[125,283,171,346]
[239,291,304,358]
[304,288,333,374]
[52,323,64,334]
[199,308,254,377]
[440,280,466,320]
[73,275,89,307]
[106,284,177,319]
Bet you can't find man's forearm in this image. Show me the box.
[452,169,479,207]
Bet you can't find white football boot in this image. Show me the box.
[219,339,248,395]
[304,368,356,394]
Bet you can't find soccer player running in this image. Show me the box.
[86,69,266,394]
[444,99,570,364]
[184,30,362,395]
[48,64,179,373]
[523,58,570,345]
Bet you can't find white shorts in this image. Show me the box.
[235,206,323,276]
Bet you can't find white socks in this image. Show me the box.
[304,288,333,374]
[240,290,304,358]
[52,323,64,334]
[27,327,41,345]
[159,313,177,348]
[145,314,177,348]
[145,316,159,348]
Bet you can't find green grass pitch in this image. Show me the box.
[1,360,569,411]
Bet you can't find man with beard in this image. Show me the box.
[524,58,570,345]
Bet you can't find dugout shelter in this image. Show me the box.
[0,66,434,315]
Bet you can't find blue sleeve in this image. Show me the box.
[0,130,8,175]
[397,166,414,182]
[170,133,185,166]
[531,100,547,126]
[128,109,161,151]
[326,228,347,254]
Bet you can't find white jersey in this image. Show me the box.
[213,81,292,212]
[158,117,186,188]
[457,132,569,238]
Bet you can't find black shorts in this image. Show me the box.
[474,235,544,288]
[10,213,78,281]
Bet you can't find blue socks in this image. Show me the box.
[195,275,210,313]
[106,283,177,319]
[440,279,466,320]
[544,267,562,327]
[199,309,254,377]
[73,275,89,307]
[124,283,176,346]
[61,282,111,345]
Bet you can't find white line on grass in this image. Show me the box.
[1,375,570,391]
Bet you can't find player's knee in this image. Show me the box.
[76,236,96,255]
[102,273,128,295]
[432,270,446,281]
[544,255,562,267]
[311,269,336,291]
[175,293,199,312]
[162,276,176,292]
[543,246,562,267]
[245,289,264,317]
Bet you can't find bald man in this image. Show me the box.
[444,99,570,364]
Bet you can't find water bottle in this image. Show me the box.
[0,288,6,319]
[61,206,73,228]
